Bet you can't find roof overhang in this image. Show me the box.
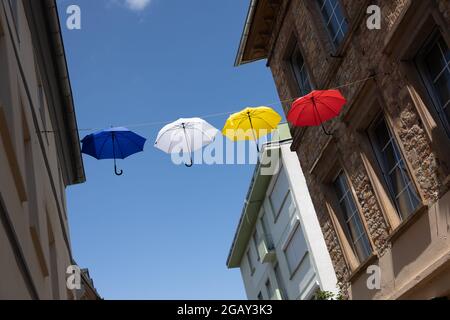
[25,0,86,185]
[234,0,282,67]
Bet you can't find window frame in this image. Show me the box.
[332,170,372,263]
[273,263,287,300]
[246,249,255,276]
[309,138,376,272]
[289,46,313,97]
[252,229,261,262]
[265,278,273,300]
[367,115,422,222]
[383,3,450,175]
[316,0,350,51]
[282,34,317,108]
[415,29,450,137]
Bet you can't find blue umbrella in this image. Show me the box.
[81,127,146,176]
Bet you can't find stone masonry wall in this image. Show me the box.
[267,0,450,297]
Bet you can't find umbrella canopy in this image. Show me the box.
[287,89,346,135]
[222,107,282,152]
[154,118,219,167]
[81,127,146,175]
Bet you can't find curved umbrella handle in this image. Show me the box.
[321,123,333,136]
[112,133,124,176]
[114,156,123,176]
[115,165,124,176]
[182,124,194,168]
[185,153,194,168]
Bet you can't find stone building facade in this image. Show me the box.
[235,0,450,299]
[0,0,99,299]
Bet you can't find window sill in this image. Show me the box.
[347,253,378,283]
[387,204,428,244]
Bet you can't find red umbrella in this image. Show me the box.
[287,89,346,135]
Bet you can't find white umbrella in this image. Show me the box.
[154,118,219,167]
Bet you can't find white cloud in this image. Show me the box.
[124,0,151,11]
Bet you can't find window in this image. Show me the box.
[269,168,291,221]
[317,0,349,48]
[333,172,372,262]
[274,263,287,300]
[252,230,260,261]
[416,32,450,135]
[368,117,421,220]
[265,279,273,300]
[246,250,255,276]
[290,47,312,96]
[284,223,308,276]
[260,213,274,249]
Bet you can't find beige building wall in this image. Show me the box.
[0,0,90,300]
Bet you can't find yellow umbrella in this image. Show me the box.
[222,107,282,152]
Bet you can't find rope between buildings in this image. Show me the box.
[40,74,376,134]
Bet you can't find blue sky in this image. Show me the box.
[58,0,282,299]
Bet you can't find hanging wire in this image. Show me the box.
[39,74,376,134]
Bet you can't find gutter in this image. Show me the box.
[43,0,86,185]
[234,0,259,67]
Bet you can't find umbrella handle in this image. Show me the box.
[114,165,123,176]
[182,124,194,168]
[312,98,333,136]
[113,155,123,176]
[247,113,260,153]
[185,152,194,168]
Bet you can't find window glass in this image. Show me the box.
[269,168,289,218]
[333,172,372,262]
[420,34,450,131]
[265,279,273,299]
[317,0,349,47]
[246,250,255,275]
[290,48,312,96]
[284,224,308,274]
[369,117,421,220]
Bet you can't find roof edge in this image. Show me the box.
[43,0,86,185]
[234,0,259,67]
